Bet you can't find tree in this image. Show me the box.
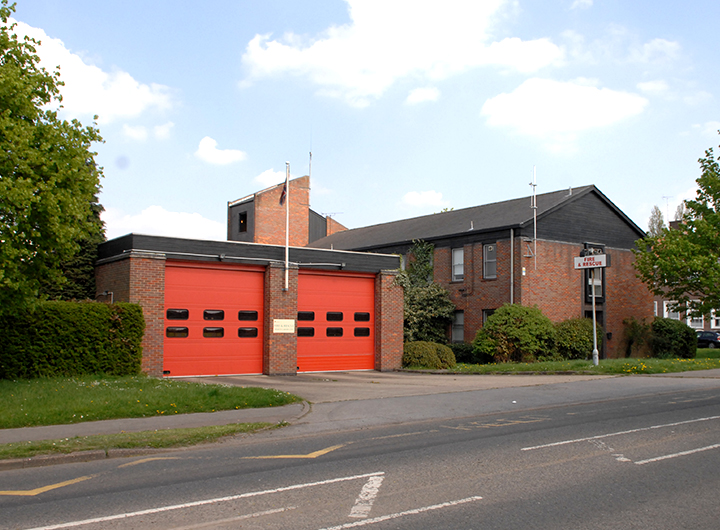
[395,240,455,343]
[647,205,665,237]
[634,138,720,316]
[0,1,104,311]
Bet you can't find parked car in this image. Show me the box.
[697,331,720,349]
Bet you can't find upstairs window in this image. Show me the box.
[238,212,248,233]
[483,244,497,279]
[664,301,681,320]
[452,248,464,281]
[712,310,720,330]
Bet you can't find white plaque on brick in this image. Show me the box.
[273,319,296,334]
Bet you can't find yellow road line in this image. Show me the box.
[118,457,180,468]
[0,475,95,497]
[243,444,346,459]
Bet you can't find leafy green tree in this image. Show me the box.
[634,138,720,317]
[395,240,455,343]
[0,1,104,311]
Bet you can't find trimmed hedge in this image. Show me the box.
[403,341,456,369]
[554,318,600,360]
[0,301,144,379]
[651,317,696,359]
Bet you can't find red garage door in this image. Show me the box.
[297,271,375,372]
[163,262,264,376]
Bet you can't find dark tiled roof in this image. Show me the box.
[309,185,621,250]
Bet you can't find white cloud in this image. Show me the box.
[481,78,648,151]
[571,0,593,9]
[241,0,562,107]
[692,121,720,137]
[637,80,669,95]
[401,190,449,208]
[629,38,680,65]
[12,19,173,124]
[102,206,226,241]
[122,124,148,141]
[154,121,175,139]
[406,87,441,105]
[254,168,286,187]
[194,137,247,165]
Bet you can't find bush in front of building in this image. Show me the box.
[621,317,653,358]
[403,341,456,369]
[650,317,697,359]
[471,304,556,363]
[554,318,601,360]
[449,342,474,363]
[0,301,144,379]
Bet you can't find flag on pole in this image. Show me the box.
[279,180,287,205]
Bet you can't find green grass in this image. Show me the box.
[410,355,720,375]
[0,375,301,429]
[0,422,273,460]
[697,348,720,359]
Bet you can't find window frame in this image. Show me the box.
[451,310,464,343]
[451,248,464,282]
[483,243,497,279]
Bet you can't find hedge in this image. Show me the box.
[403,341,456,369]
[0,301,144,379]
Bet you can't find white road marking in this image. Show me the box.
[23,472,385,530]
[521,415,720,451]
[318,496,483,529]
[349,475,384,518]
[634,443,720,465]
[165,506,296,530]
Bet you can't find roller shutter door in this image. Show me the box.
[163,262,264,376]
[297,271,375,372]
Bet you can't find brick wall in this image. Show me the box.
[374,270,404,371]
[326,216,348,237]
[263,262,299,375]
[255,175,310,247]
[96,252,166,377]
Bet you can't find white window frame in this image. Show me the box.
[687,314,704,329]
[711,310,720,329]
[452,248,464,282]
[653,301,658,317]
[663,301,681,321]
[483,243,497,279]
[588,274,602,298]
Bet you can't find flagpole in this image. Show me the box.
[284,161,290,291]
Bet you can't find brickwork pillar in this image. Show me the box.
[96,251,166,377]
[374,269,404,371]
[263,262,299,375]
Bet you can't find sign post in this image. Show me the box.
[574,253,609,366]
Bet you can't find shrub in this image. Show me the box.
[403,341,456,369]
[554,318,600,360]
[650,318,697,359]
[0,301,144,379]
[621,317,652,358]
[470,330,497,364]
[476,304,555,363]
[449,342,474,363]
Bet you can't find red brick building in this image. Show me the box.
[309,185,655,358]
[96,235,402,377]
[227,175,347,246]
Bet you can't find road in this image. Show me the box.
[2,375,720,529]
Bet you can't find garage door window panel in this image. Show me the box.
[327,312,344,321]
[298,327,315,337]
[326,327,344,337]
[166,327,189,338]
[298,311,315,321]
[167,309,189,320]
[203,327,224,338]
[237,327,258,338]
[203,310,225,321]
[238,311,258,321]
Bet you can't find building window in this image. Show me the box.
[483,244,497,279]
[452,248,464,281]
[588,274,602,298]
[452,311,464,343]
[687,314,704,329]
[711,310,720,329]
[664,301,681,320]
[239,212,247,233]
[482,309,495,324]
[653,301,658,317]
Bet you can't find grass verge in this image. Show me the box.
[0,422,273,460]
[409,355,720,375]
[0,375,300,429]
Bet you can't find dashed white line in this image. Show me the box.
[319,496,484,529]
[23,472,385,530]
[349,475,384,518]
[634,443,720,465]
[165,507,296,530]
[521,415,720,451]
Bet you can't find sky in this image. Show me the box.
[9,0,720,241]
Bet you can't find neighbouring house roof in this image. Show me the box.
[308,185,645,251]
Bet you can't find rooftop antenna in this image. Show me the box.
[530,166,538,271]
[309,151,312,179]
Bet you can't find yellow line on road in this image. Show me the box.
[243,444,346,459]
[0,475,95,497]
[118,457,181,468]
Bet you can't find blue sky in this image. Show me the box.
[11,0,720,240]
